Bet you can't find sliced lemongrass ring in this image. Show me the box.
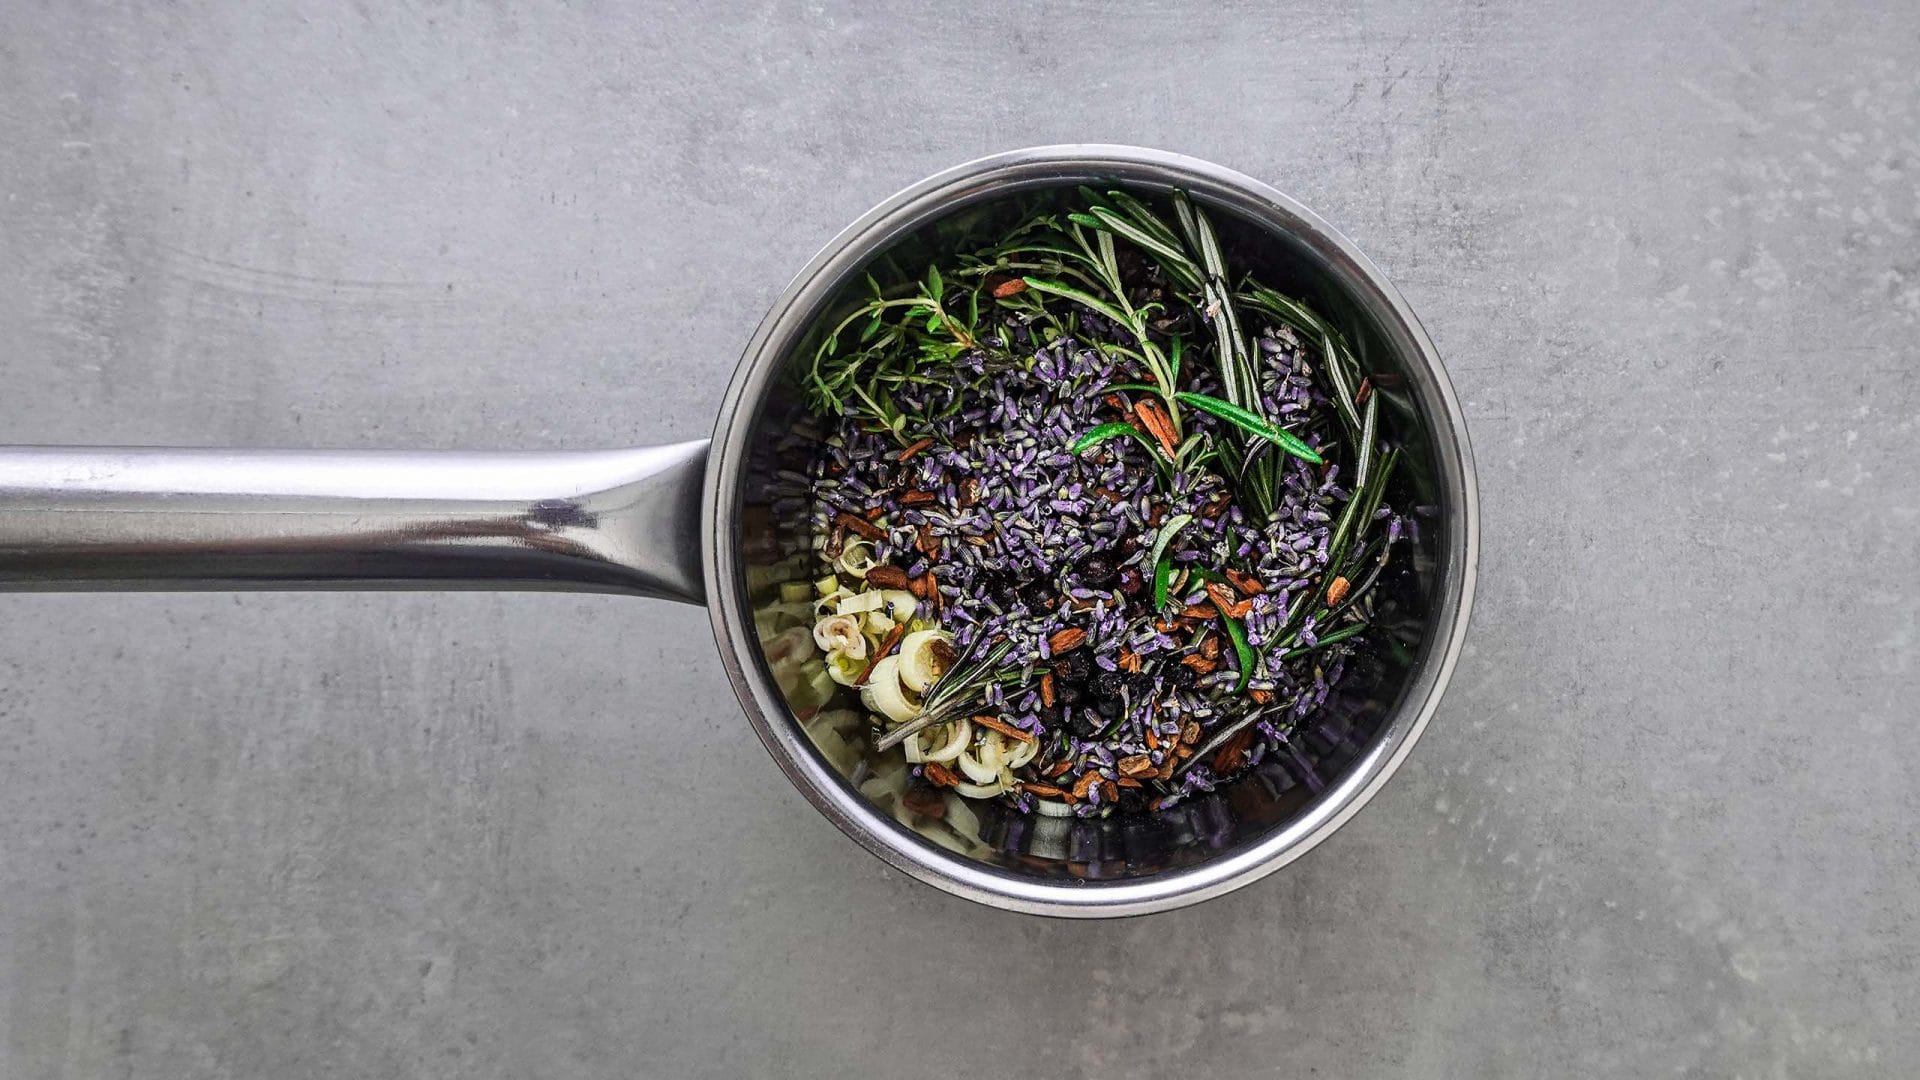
[951,780,1005,800]
[921,717,971,764]
[859,655,918,724]
[957,746,1000,785]
[896,628,955,693]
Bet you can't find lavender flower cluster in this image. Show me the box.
[809,324,1377,814]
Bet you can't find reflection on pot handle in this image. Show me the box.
[0,441,710,604]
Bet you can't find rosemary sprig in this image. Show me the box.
[872,636,1018,752]
[807,265,1005,439]
[1173,706,1275,779]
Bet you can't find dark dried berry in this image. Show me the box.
[1052,651,1091,681]
[1068,710,1101,738]
[1058,682,1085,707]
[1094,696,1121,721]
[900,780,947,819]
[1035,705,1063,734]
[977,571,1019,607]
[1089,670,1130,701]
[1167,663,1198,689]
[1115,567,1145,596]
[1080,555,1115,584]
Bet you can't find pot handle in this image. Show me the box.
[0,441,709,604]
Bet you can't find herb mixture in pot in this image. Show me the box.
[791,189,1399,818]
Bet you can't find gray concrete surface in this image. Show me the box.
[2,2,1916,1076]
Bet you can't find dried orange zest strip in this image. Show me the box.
[835,512,885,541]
[1326,576,1351,606]
[972,714,1035,743]
[1019,782,1069,798]
[1134,399,1179,458]
[1223,568,1265,595]
[1071,771,1099,800]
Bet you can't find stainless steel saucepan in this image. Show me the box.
[0,146,1477,917]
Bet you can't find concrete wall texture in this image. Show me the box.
[1,2,1916,1077]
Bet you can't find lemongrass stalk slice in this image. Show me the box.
[882,590,918,623]
[813,613,867,658]
[921,717,971,763]
[944,794,982,840]
[951,780,1005,800]
[860,655,918,724]
[835,590,885,615]
[824,651,865,687]
[977,737,1006,771]
[763,626,814,666]
[836,539,875,578]
[896,628,955,693]
[1005,735,1040,771]
[957,745,1000,785]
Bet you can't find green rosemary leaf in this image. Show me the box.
[1066,212,1105,229]
[1148,513,1194,610]
[1327,446,1398,572]
[1356,446,1399,533]
[1354,390,1379,490]
[1174,392,1324,465]
[1087,207,1200,286]
[1021,277,1133,330]
[1100,187,1160,222]
[1094,341,1149,367]
[1103,189,1188,254]
[1152,556,1173,612]
[1319,333,1364,438]
[1095,228,1120,289]
[1072,422,1158,457]
[1221,612,1255,691]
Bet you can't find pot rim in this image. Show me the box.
[703,144,1478,917]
